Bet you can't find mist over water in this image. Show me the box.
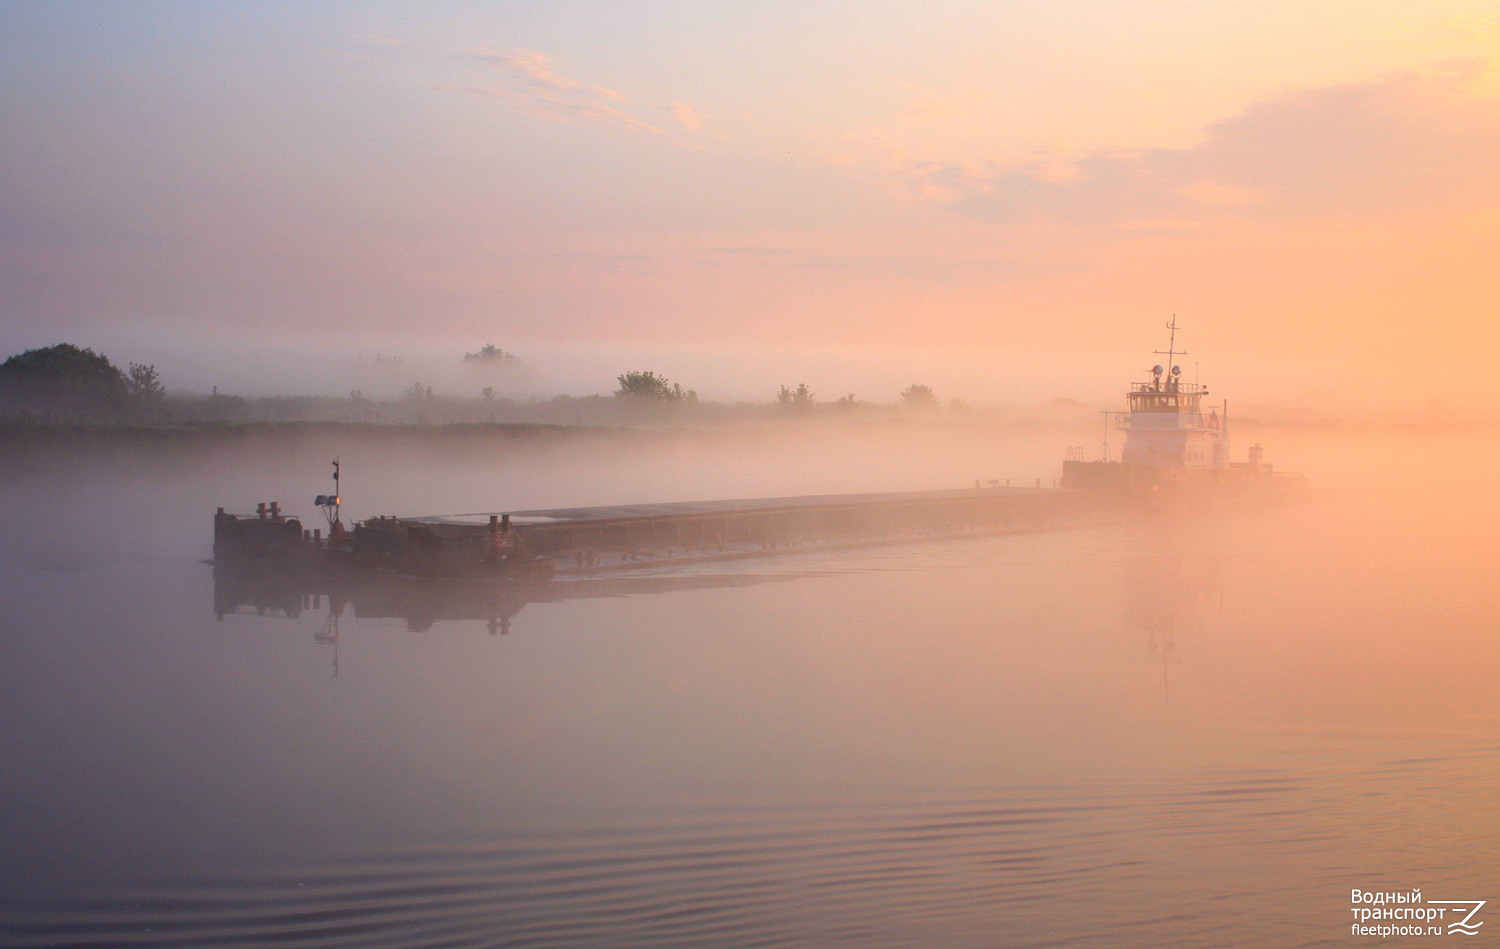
[1,423,1496,947]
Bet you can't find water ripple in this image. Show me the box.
[3,760,1496,948]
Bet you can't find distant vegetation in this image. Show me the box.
[780,380,816,404]
[403,381,436,401]
[128,362,165,405]
[777,383,815,412]
[614,370,697,403]
[900,384,938,409]
[462,343,524,365]
[0,344,1007,430]
[0,344,165,422]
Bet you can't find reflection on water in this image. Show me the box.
[1123,553,1223,698]
[2,437,1499,947]
[212,566,832,675]
[214,567,831,634]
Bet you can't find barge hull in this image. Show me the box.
[440,486,1111,574]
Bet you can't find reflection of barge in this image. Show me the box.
[212,563,815,636]
[211,322,1301,579]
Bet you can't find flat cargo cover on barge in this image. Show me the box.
[419,485,1058,524]
[214,483,1108,580]
[405,485,1104,572]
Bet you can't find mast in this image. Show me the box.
[1153,315,1185,377]
[318,457,343,532]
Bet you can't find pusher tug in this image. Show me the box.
[211,322,1303,579]
[1061,319,1307,498]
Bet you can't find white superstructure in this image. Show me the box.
[1116,319,1228,471]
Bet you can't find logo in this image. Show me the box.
[1350,889,1485,938]
[1427,901,1485,936]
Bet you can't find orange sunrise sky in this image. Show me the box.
[2,1,1499,412]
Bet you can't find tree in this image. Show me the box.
[615,370,669,399]
[900,383,938,409]
[614,370,695,402]
[122,362,166,420]
[127,363,164,403]
[481,386,496,401]
[0,343,130,420]
[464,343,521,364]
[776,383,815,411]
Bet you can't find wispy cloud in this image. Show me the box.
[671,103,705,130]
[442,46,665,134]
[894,63,1500,226]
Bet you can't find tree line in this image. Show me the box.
[0,343,953,424]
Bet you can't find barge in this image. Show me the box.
[213,480,1112,580]
[211,322,1302,579]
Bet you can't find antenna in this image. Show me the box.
[318,457,342,527]
[1153,315,1186,375]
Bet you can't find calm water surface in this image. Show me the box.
[1,431,1497,947]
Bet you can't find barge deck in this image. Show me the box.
[213,483,1114,580]
[420,485,1109,574]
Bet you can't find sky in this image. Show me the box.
[2,0,1499,411]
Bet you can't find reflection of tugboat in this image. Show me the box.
[1061,319,1306,499]
[1123,551,1224,697]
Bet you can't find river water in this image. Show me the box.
[0,427,1495,947]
